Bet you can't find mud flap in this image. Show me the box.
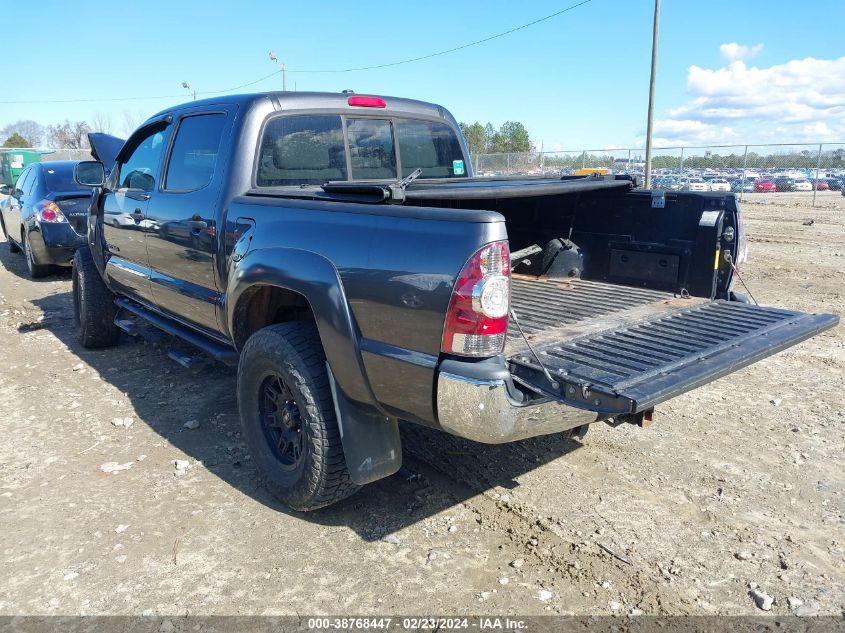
[327,365,402,485]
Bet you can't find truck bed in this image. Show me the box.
[507,275,837,415]
[507,275,702,355]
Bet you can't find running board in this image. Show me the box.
[509,300,838,415]
[114,298,239,366]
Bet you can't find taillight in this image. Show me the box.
[35,200,67,223]
[348,96,386,108]
[442,241,510,357]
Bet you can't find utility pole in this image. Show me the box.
[643,0,661,189]
[269,52,287,91]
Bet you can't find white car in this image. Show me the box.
[708,178,731,192]
[682,177,708,192]
[793,179,812,191]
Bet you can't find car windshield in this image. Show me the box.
[43,164,91,192]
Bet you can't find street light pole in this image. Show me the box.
[643,0,661,190]
[181,81,196,101]
[269,52,287,91]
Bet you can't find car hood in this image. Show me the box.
[88,133,125,172]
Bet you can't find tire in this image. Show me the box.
[22,230,52,278]
[566,424,590,441]
[72,246,120,348]
[0,216,20,252]
[237,323,359,511]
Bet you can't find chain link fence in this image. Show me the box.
[0,147,94,186]
[474,143,845,207]
[4,144,845,207]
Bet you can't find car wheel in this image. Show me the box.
[22,230,52,278]
[237,322,359,511]
[0,216,20,252]
[72,246,120,348]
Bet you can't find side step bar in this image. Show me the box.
[114,298,239,366]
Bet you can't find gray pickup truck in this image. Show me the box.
[71,91,838,510]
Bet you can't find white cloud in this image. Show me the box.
[650,50,845,144]
[719,43,763,62]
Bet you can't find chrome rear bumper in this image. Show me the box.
[436,370,599,444]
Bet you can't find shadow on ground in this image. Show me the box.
[3,243,587,541]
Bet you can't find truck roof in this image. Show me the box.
[150,91,451,121]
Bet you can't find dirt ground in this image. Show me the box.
[0,192,842,617]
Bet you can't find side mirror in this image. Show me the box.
[0,184,10,195]
[74,161,106,187]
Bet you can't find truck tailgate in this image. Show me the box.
[507,278,839,415]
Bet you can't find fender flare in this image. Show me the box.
[226,247,403,484]
[226,246,383,416]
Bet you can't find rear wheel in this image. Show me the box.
[72,246,120,348]
[237,322,359,511]
[22,230,52,278]
[0,216,20,252]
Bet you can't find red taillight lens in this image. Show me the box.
[442,241,510,357]
[348,96,386,108]
[35,201,66,223]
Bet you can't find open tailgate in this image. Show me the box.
[509,299,838,415]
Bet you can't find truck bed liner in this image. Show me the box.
[507,276,838,415]
[507,276,701,354]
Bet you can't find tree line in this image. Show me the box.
[1,112,146,149]
[540,149,845,171]
[458,121,532,155]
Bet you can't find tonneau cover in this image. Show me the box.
[319,174,635,201]
[403,175,634,200]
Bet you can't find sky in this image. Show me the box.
[4,0,845,151]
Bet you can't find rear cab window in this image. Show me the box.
[255,113,467,187]
[347,118,396,180]
[257,115,347,186]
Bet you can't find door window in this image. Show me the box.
[118,128,169,192]
[164,114,227,191]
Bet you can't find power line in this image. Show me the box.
[286,0,594,73]
[0,1,594,105]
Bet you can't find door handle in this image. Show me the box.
[126,191,151,202]
[187,220,207,230]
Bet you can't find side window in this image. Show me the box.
[118,128,169,193]
[25,168,40,195]
[257,115,347,186]
[164,114,227,191]
[15,167,32,196]
[347,118,396,180]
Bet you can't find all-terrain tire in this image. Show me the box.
[23,230,52,278]
[237,323,359,511]
[72,246,120,348]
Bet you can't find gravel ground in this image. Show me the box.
[0,193,842,617]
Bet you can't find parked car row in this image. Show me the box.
[0,161,92,277]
